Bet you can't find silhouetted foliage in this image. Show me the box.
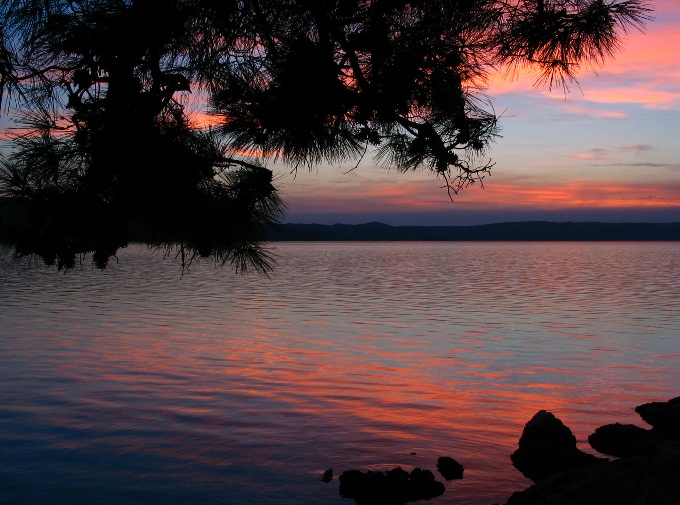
[0,0,651,270]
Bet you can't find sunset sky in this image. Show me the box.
[275,0,680,226]
[1,1,677,227]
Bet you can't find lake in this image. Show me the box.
[1,242,679,505]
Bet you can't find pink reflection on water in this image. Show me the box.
[53,325,594,500]
[29,321,674,502]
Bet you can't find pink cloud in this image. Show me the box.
[559,101,628,119]
[578,86,680,109]
[569,145,655,161]
[488,5,680,110]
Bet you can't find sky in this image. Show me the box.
[274,0,680,226]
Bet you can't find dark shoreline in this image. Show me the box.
[266,221,680,242]
[2,193,679,243]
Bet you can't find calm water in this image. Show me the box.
[1,242,679,505]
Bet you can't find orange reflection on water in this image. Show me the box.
[69,318,596,502]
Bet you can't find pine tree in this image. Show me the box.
[0,0,651,270]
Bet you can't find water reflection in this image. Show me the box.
[1,242,679,504]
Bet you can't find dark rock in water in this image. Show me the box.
[339,467,445,505]
[504,398,680,504]
[510,410,606,482]
[635,396,680,438]
[321,468,334,483]
[436,456,464,480]
[504,452,680,505]
[408,467,445,501]
[588,423,657,457]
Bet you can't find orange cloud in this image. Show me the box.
[283,174,680,215]
[477,181,680,209]
[186,109,222,129]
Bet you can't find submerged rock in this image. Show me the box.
[510,410,606,481]
[588,423,657,458]
[339,467,445,505]
[436,456,464,481]
[320,468,334,483]
[635,396,680,439]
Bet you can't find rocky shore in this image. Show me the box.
[332,396,680,505]
[502,395,680,505]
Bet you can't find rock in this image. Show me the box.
[338,467,445,505]
[436,456,464,480]
[635,396,680,438]
[320,468,334,483]
[504,452,680,505]
[588,423,657,457]
[510,410,606,482]
[504,398,680,504]
[408,467,446,501]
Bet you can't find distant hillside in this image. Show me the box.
[266,221,680,241]
[3,197,680,243]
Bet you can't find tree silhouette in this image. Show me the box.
[0,0,651,271]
